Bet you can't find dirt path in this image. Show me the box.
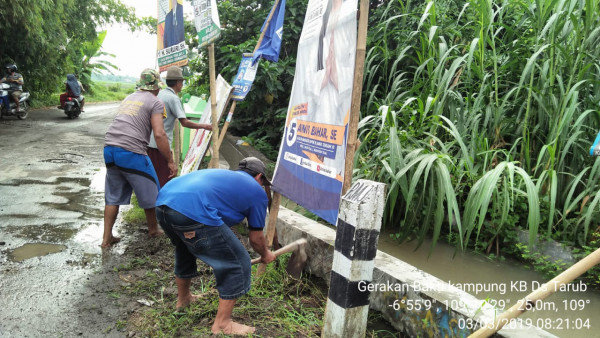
[0,105,400,338]
[0,104,135,337]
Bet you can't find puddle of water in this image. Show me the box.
[378,235,600,337]
[90,168,105,192]
[73,221,104,246]
[4,224,78,242]
[9,243,67,262]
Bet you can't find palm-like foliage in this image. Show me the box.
[78,31,119,89]
[356,0,600,250]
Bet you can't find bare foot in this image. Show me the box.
[100,236,121,248]
[176,293,208,311]
[148,230,164,238]
[212,321,255,335]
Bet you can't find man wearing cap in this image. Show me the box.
[101,68,176,248]
[155,157,276,335]
[148,66,212,187]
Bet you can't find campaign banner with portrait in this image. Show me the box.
[271,0,358,225]
[193,0,221,48]
[181,75,232,175]
[157,0,189,72]
[231,54,259,101]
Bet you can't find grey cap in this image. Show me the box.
[238,157,271,185]
[166,66,184,80]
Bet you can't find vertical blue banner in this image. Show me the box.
[232,54,259,101]
[253,0,286,64]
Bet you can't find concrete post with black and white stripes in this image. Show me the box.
[322,179,385,337]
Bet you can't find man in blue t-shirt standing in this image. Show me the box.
[156,157,276,336]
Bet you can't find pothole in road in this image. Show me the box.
[3,223,79,242]
[41,153,84,164]
[8,243,67,262]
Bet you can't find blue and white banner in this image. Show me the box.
[231,53,259,101]
[252,0,286,64]
[271,0,357,225]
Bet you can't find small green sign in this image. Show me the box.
[193,0,221,48]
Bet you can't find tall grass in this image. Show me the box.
[356,0,600,250]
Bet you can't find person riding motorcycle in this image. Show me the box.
[59,74,85,112]
[0,64,24,112]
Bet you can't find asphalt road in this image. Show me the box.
[0,103,129,337]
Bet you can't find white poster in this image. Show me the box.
[180,75,233,175]
[193,0,221,48]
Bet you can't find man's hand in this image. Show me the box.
[168,160,177,178]
[248,229,275,263]
[259,250,276,264]
[179,118,213,131]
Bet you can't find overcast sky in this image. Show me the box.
[100,0,194,77]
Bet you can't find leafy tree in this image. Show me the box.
[78,31,119,91]
[0,0,137,100]
[184,0,308,156]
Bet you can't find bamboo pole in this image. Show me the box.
[213,0,280,159]
[469,247,600,337]
[217,101,236,149]
[342,0,369,195]
[255,0,280,50]
[257,192,280,275]
[251,0,283,274]
[174,121,181,168]
[217,0,281,150]
[208,43,219,168]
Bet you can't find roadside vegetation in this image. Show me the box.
[119,204,399,337]
[0,1,144,103]
[182,0,600,285]
[84,81,136,103]
[350,0,600,285]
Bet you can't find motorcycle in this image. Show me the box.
[0,83,30,120]
[61,96,83,119]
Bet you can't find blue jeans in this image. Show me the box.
[156,205,251,300]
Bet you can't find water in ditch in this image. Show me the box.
[377,235,600,337]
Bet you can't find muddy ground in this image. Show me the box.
[0,103,139,337]
[0,105,398,337]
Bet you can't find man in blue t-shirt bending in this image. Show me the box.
[156,157,275,336]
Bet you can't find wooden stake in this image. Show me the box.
[217,101,236,149]
[469,247,600,337]
[217,0,279,151]
[342,0,369,195]
[250,0,284,275]
[257,192,280,275]
[174,121,181,168]
[208,43,220,168]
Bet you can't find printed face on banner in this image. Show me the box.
[157,0,188,71]
[271,0,358,225]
